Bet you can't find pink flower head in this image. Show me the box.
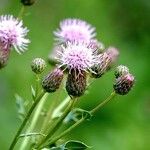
[56,42,99,73]
[54,18,96,43]
[0,15,30,54]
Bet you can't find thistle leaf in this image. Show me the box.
[48,140,89,150]
[64,140,89,150]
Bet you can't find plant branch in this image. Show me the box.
[19,93,49,150]
[36,98,77,149]
[9,91,46,150]
[42,91,116,148]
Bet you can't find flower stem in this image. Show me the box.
[36,98,77,149]
[90,91,116,114]
[35,74,40,99]
[40,89,67,134]
[43,91,116,148]
[52,95,70,119]
[18,5,25,20]
[9,91,46,150]
[19,93,49,150]
[44,118,85,148]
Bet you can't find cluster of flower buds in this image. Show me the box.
[46,18,121,98]
[39,18,135,98]
[113,65,135,95]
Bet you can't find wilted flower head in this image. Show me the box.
[54,18,96,43]
[0,15,30,54]
[56,42,99,73]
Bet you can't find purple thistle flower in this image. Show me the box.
[0,15,30,54]
[56,42,99,73]
[54,18,96,43]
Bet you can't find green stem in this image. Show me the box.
[52,96,70,119]
[40,90,66,134]
[18,5,25,19]
[35,74,40,99]
[19,93,49,150]
[43,91,116,148]
[36,98,76,149]
[9,91,46,150]
[44,118,85,148]
[90,91,116,114]
[19,133,46,138]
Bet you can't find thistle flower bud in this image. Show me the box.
[21,0,35,6]
[0,48,10,69]
[91,52,111,78]
[31,58,46,74]
[113,73,134,95]
[42,68,63,93]
[115,65,129,78]
[66,69,87,97]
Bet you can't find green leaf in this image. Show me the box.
[15,94,26,121]
[48,140,89,150]
[31,85,36,100]
[64,140,89,150]
[50,147,65,150]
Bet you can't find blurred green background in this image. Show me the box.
[0,0,150,149]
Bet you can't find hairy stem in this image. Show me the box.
[9,91,46,150]
[35,74,40,99]
[18,5,25,19]
[52,95,70,119]
[40,89,65,134]
[36,98,76,149]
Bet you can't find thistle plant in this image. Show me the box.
[0,1,136,150]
